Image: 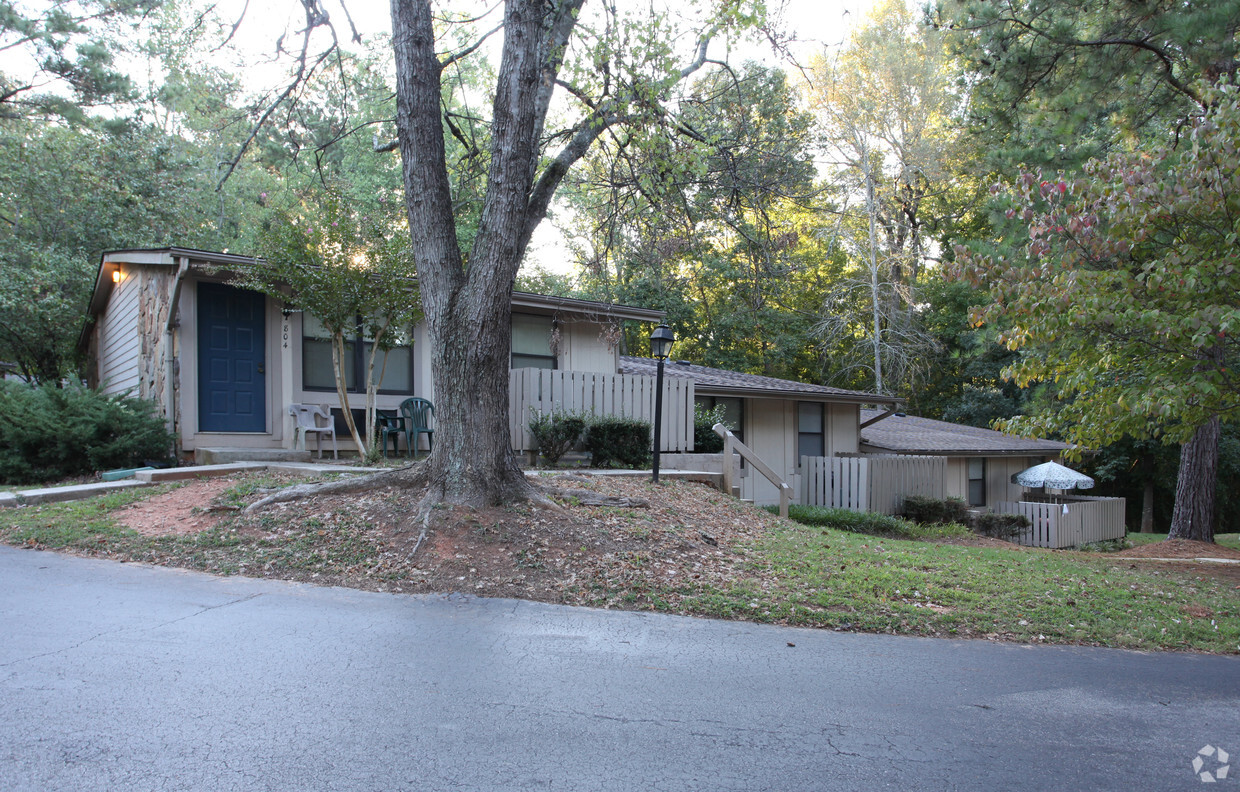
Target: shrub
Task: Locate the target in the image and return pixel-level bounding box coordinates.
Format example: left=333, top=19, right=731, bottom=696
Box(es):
left=527, top=409, right=587, bottom=465
left=693, top=402, right=728, bottom=453
left=0, top=382, right=174, bottom=484
left=901, top=495, right=970, bottom=525
left=974, top=512, right=1030, bottom=539
left=585, top=416, right=651, bottom=469
left=780, top=504, right=971, bottom=540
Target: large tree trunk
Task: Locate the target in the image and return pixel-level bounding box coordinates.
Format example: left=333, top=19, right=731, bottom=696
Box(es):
left=390, top=0, right=550, bottom=505
left=1167, top=414, right=1220, bottom=543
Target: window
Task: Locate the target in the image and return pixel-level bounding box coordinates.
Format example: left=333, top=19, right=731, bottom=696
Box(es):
left=512, top=313, right=556, bottom=369
left=302, top=314, right=414, bottom=394
left=797, top=402, right=825, bottom=460
left=967, top=458, right=986, bottom=507
left=695, top=395, right=744, bottom=443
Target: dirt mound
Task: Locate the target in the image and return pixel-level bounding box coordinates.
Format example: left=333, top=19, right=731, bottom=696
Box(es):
left=1115, top=539, right=1240, bottom=560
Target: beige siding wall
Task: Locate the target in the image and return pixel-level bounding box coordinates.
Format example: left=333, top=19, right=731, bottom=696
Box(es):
left=557, top=319, right=618, bottom=373
left=733, top=398, right=864, bottom=506
left=98, top=265, right=141, bottom=394
left=948, top=456, right=1043, bottom=509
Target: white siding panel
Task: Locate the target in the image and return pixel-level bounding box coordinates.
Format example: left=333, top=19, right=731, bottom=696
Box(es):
left=99, top=272, right=141, bottom=394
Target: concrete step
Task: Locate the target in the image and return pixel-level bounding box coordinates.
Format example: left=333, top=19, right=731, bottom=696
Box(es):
left=195, top=447, right=313, bottom=465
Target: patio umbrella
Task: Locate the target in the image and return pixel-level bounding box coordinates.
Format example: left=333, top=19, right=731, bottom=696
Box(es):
left=1010, top=461, right=1094, bottom=490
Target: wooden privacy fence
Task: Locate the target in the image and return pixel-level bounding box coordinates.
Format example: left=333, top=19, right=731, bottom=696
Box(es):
left=800, top=454, right=946, bottom=514
left=996, top=496, right=1126, bottom=549
left=509, top=368, right=694, bottom=452
left=801, top=456, right=868, bottom=511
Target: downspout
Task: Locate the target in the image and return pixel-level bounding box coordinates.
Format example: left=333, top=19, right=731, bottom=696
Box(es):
left=165, top=257, right=190, bottom=454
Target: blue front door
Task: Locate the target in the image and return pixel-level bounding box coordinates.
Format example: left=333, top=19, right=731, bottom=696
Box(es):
left=197, top=282, right=266, bottom=432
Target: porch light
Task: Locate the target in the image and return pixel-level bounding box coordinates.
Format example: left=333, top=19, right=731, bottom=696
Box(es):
left=111, top=267, right=122, bottom=284
left=649, top=323, right=675, bottom=483
left=650, top=323, right=675, bottom=360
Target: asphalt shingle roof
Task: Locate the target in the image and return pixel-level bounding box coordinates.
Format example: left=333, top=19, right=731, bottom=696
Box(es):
left=859, top=409, right=1070, bottom=456
left=618, top=357, right=896, bottom=404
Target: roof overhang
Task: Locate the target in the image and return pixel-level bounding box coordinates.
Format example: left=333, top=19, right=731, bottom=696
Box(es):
left=859, top=441, right=1066, bottom=457
left=694, top=383, right=902, bottom=407
left=510, top=291, right=664, bottom=322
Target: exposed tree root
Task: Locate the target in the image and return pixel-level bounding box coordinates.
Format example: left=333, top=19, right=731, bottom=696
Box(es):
left=243, top=463, right=428, bottom=513
left=539, top=486, right=649, bottom=508
left=241, top=463, right=645, bottom=515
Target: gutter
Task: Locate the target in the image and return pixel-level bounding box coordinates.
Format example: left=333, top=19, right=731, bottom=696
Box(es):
left=164, top=256, right=190, bottom=448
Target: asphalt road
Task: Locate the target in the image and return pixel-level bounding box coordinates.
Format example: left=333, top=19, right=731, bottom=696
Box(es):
left=1, top=545, right=1237, bottom=791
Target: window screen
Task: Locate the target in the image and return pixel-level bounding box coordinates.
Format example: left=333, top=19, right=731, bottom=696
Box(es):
left=512, top=313, right=556, bottom=369
left=967, top=457, right=986, bottom=507
left=797, top=402, right=825, bottom=459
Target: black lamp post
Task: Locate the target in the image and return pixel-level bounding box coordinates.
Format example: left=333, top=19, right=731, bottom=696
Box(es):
left=649, top=323, right=675, bottom=483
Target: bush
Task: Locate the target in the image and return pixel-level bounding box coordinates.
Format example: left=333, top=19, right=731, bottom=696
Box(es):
left=901, top=495, right=970, bottom=525
left=0, top=382, right=174, bottom=484
left=527, top=409, right=587, bottom=465
left=585, top=416, right=651, bottom=469
left=693, top=403, right=728, bottom=453
left=974, top=512, right=1030, bottom=539
left=780, top=504, right=971, bottom=540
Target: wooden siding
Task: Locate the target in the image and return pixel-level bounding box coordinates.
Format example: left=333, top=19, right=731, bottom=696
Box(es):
left=98, top=267, right=141, bottom=394
left=997, top=496, right=1126, bottom=548
left=800, top=454, right=947, bottom=515
left=510, top=368, right=693, bottom=452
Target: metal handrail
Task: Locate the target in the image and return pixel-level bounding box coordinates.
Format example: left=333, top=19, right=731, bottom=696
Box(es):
left=713, top=423, right=792, bottom=518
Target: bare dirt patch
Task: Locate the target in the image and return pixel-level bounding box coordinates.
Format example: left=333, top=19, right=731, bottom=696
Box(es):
left=123, top=472, right=781, bottom=608
left=1115, top=539, right=1240, bottom=560
left=114, top=477, right=236, bottom=536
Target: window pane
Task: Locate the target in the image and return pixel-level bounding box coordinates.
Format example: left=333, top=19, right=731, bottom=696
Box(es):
left=512, top=314, right=553, bottom=356
left=365, top=344, right=413, bottom=392
left=303, top=338, right=354, bottom=390
left=968, top=479, right=986, bottom=507
left=798, top=433, right=824, bottom=459
left=798, top=402, right=823, bottom=433
left=512, top=353, right=555, bottom=370
left=967, top=457, right=985, bottom=479
left=303, top=313, right=332, bottom=339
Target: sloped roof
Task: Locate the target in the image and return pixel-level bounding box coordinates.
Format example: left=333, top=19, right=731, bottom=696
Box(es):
left=619, top=357, right=898, bottom=406
left=859, top=409, right=1069, bottom=457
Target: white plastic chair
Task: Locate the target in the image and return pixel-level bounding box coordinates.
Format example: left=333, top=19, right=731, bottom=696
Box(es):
left=288, top=403, right=338, bottom=459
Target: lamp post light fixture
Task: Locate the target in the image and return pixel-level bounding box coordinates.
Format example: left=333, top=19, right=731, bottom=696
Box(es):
left=649, top=323, right=675, bottom=483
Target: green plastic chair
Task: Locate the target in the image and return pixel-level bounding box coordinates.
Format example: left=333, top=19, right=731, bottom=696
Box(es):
left=399, top=397, right=434, bottom=458
left=377, top=409, right=405, bottom=459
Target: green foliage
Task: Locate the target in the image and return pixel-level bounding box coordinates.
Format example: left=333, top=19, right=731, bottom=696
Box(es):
left=781, top=504, right=970, bottom=540
left=901, top=496, right=970, bottom=526
left=585, top=417, right=652, bottom=469
left=693, top=402, right=728, bottom=453
left=0, top=382, right=174, bottom=484
left=974, top=512, right=1030, bottom=539
left=527, top=409, right=587, bottom=465
left=943, top=0, right=1240, bottom=171
left=961, top=82, right=1240, bottom=448
left=245, top=181, right=420, bottom=455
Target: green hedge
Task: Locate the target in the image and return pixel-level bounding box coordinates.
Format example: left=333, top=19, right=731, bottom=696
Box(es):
left=901, top=495, right=970, bottom=525
left=780, top=504, right=971, bottom=540
left=585, top=416, right=651, bottom=469
left=693, top=403, right=727, bottom=453
left=0, top=382, right=174, bottom=484
left=527, top=409, right=587, bottom=464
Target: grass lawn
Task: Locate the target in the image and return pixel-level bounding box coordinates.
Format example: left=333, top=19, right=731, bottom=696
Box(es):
left=2, top=476, right=1237, bottom=654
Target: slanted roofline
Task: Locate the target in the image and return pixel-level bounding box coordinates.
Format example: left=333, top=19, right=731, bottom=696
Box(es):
left=859, top=408, right=1070, bottom=456
left=86, top=247, right=666, bottom=323
left=619, top=356, right=901, bottom=407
